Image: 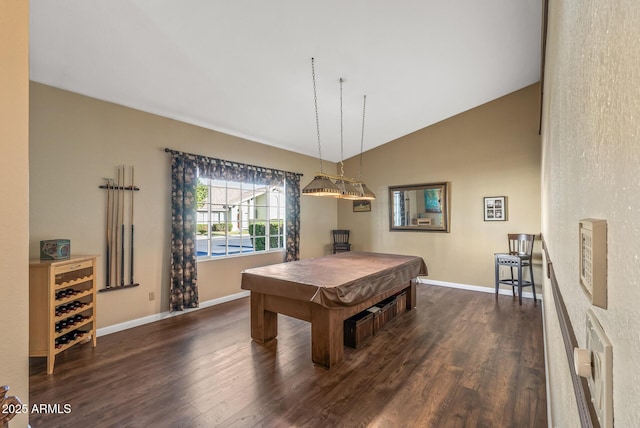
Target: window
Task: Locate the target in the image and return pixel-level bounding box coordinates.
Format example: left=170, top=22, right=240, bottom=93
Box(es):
left=196, top=176, right=285, bottom=258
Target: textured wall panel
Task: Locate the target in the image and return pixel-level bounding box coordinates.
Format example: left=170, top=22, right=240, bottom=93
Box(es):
left=542, top=0, right=640, bottom=426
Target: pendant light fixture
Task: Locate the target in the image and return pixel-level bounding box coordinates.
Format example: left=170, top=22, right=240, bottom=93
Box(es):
left=302, top=58, right=376, bottom=200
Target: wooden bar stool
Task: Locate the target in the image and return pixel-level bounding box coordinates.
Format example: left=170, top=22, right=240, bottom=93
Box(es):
left=494, top=234, right=536, bottom=304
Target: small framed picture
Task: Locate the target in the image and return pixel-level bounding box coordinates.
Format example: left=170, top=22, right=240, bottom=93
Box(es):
left=353, top=200, right=371, bottom=212
left=484, top=196, right=507, bottom=221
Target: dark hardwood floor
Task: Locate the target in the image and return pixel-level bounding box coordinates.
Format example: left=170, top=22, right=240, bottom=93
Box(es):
left=29, top=285, right=547, bottom=427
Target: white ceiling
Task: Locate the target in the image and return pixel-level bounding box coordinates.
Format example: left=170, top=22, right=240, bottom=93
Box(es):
left=29, top=1, right=542, bottom=163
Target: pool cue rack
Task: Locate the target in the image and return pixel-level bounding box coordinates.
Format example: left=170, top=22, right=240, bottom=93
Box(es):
left=99, top=165, right=140, bottom=293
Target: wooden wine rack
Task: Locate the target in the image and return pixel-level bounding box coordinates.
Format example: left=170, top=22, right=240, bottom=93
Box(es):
left=29, top=255, right=97, bottom=374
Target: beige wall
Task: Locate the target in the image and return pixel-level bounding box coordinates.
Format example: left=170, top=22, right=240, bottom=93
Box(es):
left=29, top=83, right=337, bottom=329
left=542, top=0, right=640, bottom=426
left=339, top=84, right=542, bottom=290
left=0, top=1, right=30, bottom=427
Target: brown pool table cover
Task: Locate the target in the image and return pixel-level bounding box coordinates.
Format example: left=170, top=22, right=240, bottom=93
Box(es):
left=241, top=251, right=427, bottom=308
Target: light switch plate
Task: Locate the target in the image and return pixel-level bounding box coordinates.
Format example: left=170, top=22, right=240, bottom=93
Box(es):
left=586, top=309, right=613, bottom=427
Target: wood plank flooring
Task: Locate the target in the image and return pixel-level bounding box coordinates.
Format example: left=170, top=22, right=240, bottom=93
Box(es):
left=29, top=285, right=546, bottom=427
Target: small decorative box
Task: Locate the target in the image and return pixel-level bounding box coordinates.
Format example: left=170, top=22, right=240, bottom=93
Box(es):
left=40, top=239, right=71, bottom=260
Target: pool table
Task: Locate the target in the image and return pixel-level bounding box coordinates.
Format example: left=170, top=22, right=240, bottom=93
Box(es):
left=241, top=251, right=427, bottom=368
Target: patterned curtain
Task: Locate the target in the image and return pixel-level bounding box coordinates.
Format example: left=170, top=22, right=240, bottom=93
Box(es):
left=401, top=192, right=408, bottom=226
left=169, top=153, right=199, bottom=311
left=285, top=172, right=301, bottom=261
left=166, top=148, right=302, bottom=310
left=394, top=190, right=406, bottom=226
left=198, top=157, right=285, bottom=187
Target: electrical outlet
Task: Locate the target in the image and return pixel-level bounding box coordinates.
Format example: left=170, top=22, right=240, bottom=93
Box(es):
left=148, top=292, right=155, bottom=301
left=584, top=309, right=613, bottom=428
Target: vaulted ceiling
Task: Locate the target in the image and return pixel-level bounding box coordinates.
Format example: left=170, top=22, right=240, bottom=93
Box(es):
left=30, top=1, right=542, bottom=162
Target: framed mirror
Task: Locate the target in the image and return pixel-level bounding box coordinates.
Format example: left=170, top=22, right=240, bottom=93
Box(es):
left=389, top=182, right=450, bottom=232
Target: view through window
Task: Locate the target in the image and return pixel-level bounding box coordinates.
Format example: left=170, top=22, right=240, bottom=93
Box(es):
left=196, top=176, right=285, bottom=258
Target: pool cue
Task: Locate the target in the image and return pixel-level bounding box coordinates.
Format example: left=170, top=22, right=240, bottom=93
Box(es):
left=104, top=178, right=112, bottom=287
left=110, top=177, right=117, bottom=288
left=120, top=165, right=125, bottom=286
left=114, top=166, right=121, bottom=287
left=129, top=166, right=135, bottom=285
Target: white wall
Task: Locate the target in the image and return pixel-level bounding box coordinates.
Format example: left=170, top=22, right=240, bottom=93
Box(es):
left=542, top=0, right=640, bottom=426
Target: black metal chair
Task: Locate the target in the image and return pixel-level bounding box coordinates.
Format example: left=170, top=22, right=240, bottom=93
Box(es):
left=332, top=230, right=351, bottom=254
left=494, top=234, right=536, bottom=304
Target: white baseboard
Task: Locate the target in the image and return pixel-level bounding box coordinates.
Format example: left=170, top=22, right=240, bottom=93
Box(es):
left=96, top=290, right=250, bottom=337
left=417, top=277, right=541, bottom=301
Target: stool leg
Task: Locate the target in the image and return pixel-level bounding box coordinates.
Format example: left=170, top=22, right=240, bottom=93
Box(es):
left=518, top=262, right=523, bottom=305
left=494, top=257, right=500, bottom=298
left=530, top=262, right=536, bottom=303
left=510, top=266, right=516, bottom=296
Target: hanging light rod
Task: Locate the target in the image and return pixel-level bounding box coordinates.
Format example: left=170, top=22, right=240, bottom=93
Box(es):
left=356, top=94, right=376, bottom=200
left=302, top=57, right=376, bottom=200
left=302, top=57, right=341, bottom=197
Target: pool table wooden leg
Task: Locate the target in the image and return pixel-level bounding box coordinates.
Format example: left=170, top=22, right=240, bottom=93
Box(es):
left=406, top=280, right=417, bottom=310
left=311, top=306, right=344, bottom=368
left=250, top=291, right=278, bottom=343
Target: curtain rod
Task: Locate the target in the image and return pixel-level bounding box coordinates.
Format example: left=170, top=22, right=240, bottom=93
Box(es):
left=164, top=148, right=303, bottom=177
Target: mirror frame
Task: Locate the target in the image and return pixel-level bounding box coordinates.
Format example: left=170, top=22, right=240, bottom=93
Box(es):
left=388, top=182, right=450, bottom=232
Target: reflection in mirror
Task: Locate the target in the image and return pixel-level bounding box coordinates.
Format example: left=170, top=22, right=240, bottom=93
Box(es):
left=389, top=182, right=450, bottom=232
